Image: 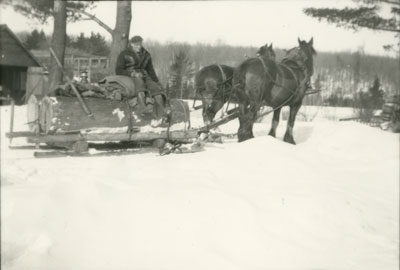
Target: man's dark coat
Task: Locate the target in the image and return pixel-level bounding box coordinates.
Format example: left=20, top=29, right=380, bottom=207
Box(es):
left=115, top=47, right=159, bottom=83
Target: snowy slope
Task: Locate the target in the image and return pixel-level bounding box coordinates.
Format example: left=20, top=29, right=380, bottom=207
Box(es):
left=1, top=104, right=399, bottom=270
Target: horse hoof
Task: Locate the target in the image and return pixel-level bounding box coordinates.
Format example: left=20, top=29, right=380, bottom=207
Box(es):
left=284, top=138, right=296, bottom=145
left=283, top=134, right=296, bottom=145
left=238, top=134, right=254, bottom=142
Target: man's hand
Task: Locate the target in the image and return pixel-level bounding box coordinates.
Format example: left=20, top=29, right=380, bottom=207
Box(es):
left=130, top=71, right=143, bottom=78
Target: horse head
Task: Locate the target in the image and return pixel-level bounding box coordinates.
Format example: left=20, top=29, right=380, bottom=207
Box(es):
left=284, top=38, right=316, bottom=76
left=256, top=43, right=276, bottom=61
left=297, top=37, right=316, bottom=75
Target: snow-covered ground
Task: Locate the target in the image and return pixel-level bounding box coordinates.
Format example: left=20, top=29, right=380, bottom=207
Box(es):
left=1, top=104, right=399, bottom=270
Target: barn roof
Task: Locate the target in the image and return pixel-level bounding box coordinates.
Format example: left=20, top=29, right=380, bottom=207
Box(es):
left=0, top=24, right=41, bottom=67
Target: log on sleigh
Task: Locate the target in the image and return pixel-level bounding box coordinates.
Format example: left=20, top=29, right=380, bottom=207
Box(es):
left=26, top=95, right=194, bottom=143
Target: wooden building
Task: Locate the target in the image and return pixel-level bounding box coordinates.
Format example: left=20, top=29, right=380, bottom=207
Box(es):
left=0, top=24, right=41, bottom=105
left=31, top=48, right=109, bottom=82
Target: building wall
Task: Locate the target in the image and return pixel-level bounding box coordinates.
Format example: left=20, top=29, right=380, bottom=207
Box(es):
left=0, top=65, right=28, bottom=105
left=26, top=66, right=48, bottom=99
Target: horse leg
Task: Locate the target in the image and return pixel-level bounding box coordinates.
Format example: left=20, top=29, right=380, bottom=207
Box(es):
left=283, top=103, right=301, bottom=144
left=238, top=103, right=255, bottom=142
left=248, top=104, right=260, bottom=138
left=268, top=107, right=282, bottom=137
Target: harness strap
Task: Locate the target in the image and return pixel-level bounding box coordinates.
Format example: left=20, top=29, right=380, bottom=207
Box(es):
left=217, top=64, right=227, bottom=83
left=258, top=57, right=268, bottom=75
left=258, top=56, right=276, bottom=83
left=280, top=62, right=299, bottom=86
left=257, top=57, right=301, bottom=108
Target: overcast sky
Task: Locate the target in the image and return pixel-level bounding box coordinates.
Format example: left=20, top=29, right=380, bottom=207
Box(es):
left=0, top=0, right=397, bottom=57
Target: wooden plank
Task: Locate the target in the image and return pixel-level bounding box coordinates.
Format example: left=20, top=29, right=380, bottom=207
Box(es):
left=33, top=147, right=159, bottom=158
left=198, top=108, right=239, bottom=132
left=25, top=129, right=198, bottom=143
left=6, top=131, right=41, bottom=138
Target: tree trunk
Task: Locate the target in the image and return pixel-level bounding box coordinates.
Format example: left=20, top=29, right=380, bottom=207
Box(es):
left=32, top=96, right=190, bottom=134
left=109, top=1, right=132, bottom=75
left=49, top=0, right=67, bottom=92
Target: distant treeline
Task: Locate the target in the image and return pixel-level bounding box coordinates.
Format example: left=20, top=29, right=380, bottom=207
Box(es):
left=16, top=30, right=400, bottom=101
left=143, top=40, right=399, bottom=98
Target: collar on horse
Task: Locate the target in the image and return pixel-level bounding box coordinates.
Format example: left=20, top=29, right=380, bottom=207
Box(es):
left=217, top=64, right=227, bottom=83
left=213, top=64, right=232, bottom=101
left=258, top=56, right=300, bottom=92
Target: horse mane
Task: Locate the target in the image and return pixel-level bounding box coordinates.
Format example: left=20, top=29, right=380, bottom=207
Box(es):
left=281, top=47, right=299, bottom=63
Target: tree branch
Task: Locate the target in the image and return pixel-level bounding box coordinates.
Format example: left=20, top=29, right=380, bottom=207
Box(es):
left=66, top=7, right=113, bottom=34
left=304, top=7, right=400, bottom=33
left=378, top=0, right=400, bottom=6
left=368, top=26, right=400, bottom=32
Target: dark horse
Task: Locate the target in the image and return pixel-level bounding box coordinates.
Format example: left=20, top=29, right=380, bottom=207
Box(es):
left=194, top=64, right=234, bottom=125
left=233, top=38, right=316, bottom=144
left=195, top=43, right=275, bottom=125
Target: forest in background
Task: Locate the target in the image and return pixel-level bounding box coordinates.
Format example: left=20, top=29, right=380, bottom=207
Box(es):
left=144, top=40, right=399, bottom=101
left=17, top=30, right=400, bottom=105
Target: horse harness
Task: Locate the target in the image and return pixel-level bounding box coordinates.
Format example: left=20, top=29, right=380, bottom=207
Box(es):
left=215, top=64, right=233, bottom=102
left=217, top=64, right=227, bottom=83
left=256, top=56, right=304, bottom=110
left=195, top=65, right=233, bottom=101
left=257, top=56, right=300, bottom=87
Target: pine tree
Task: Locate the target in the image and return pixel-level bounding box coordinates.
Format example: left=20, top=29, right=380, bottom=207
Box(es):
left=38, top=30, right=48, bottom=49
left=69, top=32, right=110, bottom=56
left=74, top=33, right=88, bottom=51
left=167, top=50, right=196, bottom=98
left=24, top=29, right=41, bottom=50
left=88, top=32, right=109, bottom=56
left=369, top=76, right=385, bottom=109
left=304, top=0, right=400, bottom=53
left=24, top=29, right=48, bottom=50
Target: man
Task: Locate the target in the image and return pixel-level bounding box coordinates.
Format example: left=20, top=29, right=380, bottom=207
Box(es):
left=115, top=35, right=168, bottom=117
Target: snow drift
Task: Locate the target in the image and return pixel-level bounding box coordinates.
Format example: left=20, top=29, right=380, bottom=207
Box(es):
left=1, top=104, right=399, bottom=270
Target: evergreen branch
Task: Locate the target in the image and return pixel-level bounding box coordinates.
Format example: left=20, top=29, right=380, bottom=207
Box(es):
left=304, top=6, right=400, bottom=33
left=392, top=7, right=400, bottom=15
left=378, top=0, right=400, bottom=6
left=356, top=0, right=400, bottom=6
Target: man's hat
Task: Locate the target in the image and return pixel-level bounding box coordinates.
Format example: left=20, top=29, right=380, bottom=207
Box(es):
left=130, top=35, right=143, bottom=43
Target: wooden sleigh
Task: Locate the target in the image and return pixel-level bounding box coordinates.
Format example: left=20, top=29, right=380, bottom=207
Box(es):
left=7, top=94, right=201, bottom=157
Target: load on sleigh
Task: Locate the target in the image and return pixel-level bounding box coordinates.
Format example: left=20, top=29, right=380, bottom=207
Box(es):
left=25, top=74, right=196, bottom=152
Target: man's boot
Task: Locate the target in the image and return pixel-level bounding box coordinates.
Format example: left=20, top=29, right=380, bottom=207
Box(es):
left=154, top=94, right=171, bottom=120
left=136, top=91, right=153, bottom=114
